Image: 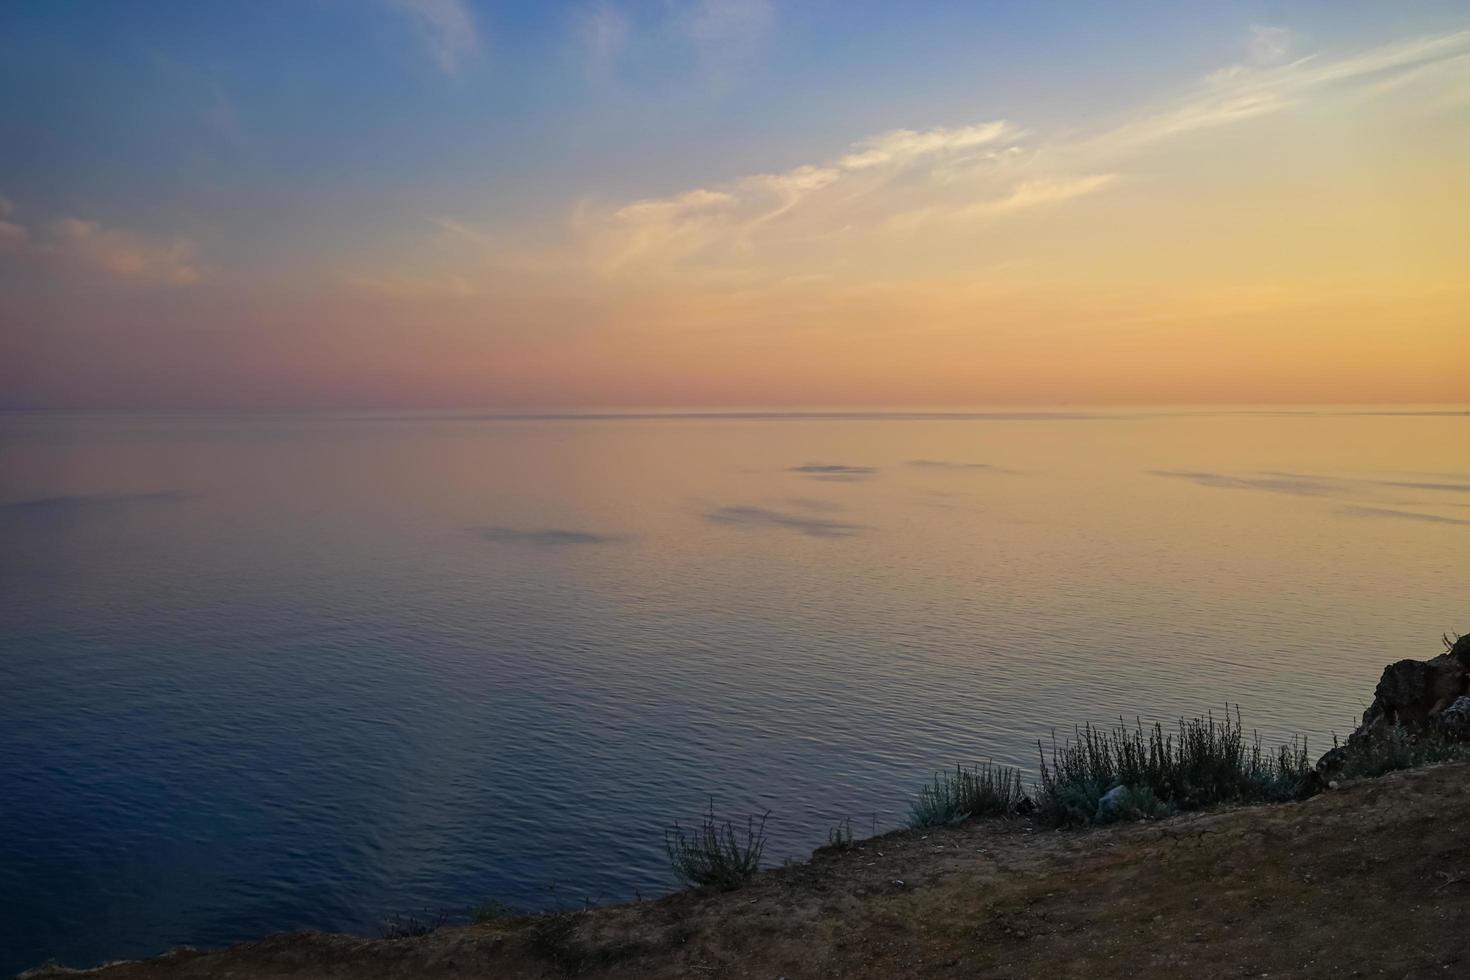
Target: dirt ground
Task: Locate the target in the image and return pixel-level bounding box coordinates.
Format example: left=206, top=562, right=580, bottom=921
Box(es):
left=25, top=761, right=1470, bottom=980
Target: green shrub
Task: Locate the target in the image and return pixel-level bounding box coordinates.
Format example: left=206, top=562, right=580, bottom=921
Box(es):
left=909, top=762, right=1027, bottom=828
left=664, top=802, right=769, bottom=889
left=1033, top=709, right=1313, bottom=826
left=1332, top=725, right=1470, bottom=780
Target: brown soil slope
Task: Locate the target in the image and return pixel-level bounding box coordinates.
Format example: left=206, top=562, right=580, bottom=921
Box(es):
left=29, top=762, right=1470, bottom=980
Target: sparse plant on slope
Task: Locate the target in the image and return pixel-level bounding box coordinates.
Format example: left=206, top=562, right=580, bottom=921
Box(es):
left=825, top=817, right=857, bottom=850
left=664, top=802, right=769, bottom=890
left=376, top=910, right=449, bottom=939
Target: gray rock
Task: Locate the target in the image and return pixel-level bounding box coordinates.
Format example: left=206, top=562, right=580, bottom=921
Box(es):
left=1094, top=785, right=1131, bottom=823
left=1436, top=696, right=1470, bottom=741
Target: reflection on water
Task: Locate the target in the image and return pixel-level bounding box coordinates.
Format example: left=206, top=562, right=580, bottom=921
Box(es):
left=0, top=408, right=1465, bottom=973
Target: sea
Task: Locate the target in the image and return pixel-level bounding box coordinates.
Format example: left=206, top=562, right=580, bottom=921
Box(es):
left=1, top=407, right=1465, bottom=973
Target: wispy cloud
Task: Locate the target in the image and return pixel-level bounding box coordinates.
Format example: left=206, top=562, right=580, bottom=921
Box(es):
left=1103, top=26, right=1470, bottom=155
left=361, top=18, right=1470, bottom=405
left=568, top=26, right=1470, bottom=282
left=676, top=0, right=774, bottom=87
left=0, top=195, right=26, bottom=253
left=1338, top=505, right=1470, bottom=526
left=49, top=218, right=202, bottom=285
left=789, top=463, right=878, bottom=482
left=0, top=195, right=203, bottom=286
left=390, top=0, right=482, bottom=76
left=1149, top=470, right=1344, bottom=497
left=0, top=491, right=192, bottom=514
left=576, top=0, right=630, bottom=80
left=704, top=504, right=865, bottom=537
left=581, top=120, right=1039, bottom=274
left=908, top=459, right=997, bottom=471
left=476, top=526, right=623, bottom=546
left=1376, top=480, right=1470, bottom=495
left=1247, top=24, right=1294, bottom=66
left=837, top=122, right=1016, bottom=170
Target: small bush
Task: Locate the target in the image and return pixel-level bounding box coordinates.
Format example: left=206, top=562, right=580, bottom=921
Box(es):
left=1033, top=708, right=1314, bottom=826
left=664, top=802, right=769, bottom=890
left=909, top=762, right=1027, bottom=828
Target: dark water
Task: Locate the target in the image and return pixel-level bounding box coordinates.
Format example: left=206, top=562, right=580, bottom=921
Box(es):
left=1, top=408, right=1466, bottom=974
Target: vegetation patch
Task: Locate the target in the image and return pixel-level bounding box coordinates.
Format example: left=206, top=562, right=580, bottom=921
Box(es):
left=909, top=762, right=1028, bottom=828
left=1033, top=710, right=1314, bottom=826
left=1329, top=725, right=1470, bottom=781
left=375, top=910, right=450, bottom=939
left=664, top=802, right=770, bottom=890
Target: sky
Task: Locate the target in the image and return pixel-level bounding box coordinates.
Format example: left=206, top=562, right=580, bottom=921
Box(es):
left=1, top=0, right=1467, bottom=410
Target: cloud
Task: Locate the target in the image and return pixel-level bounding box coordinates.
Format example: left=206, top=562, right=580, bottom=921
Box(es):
left=837, top=122, right=1016, bottom=171
left=677, top=0, right=774, bottom=85
left=704, top=504, right=865, bottom=537
left=577, top=1, right=630, bottom=79
left=989, top=175, right=1118, bottom=212
left=907, top=459, right=997, bottom=471
left=0, top=195, right=203, bottom=285
left=49, top=218, right=202, bottom=285
left=789, top=463, right=878, bottom=482
left=573, top=28, right=1470, bottom=280
left=0, top=220, right=26, bottom=253
left=1076, top=28, right=1470, bottom=162
left=0, top=491, right=192, bottom=514
left=390, top=0, right=482, bottom=75
left=1376, top=480, right=1470, bottom=495
left=680, top=0, right=773, bottom=42
left=368, top=21, right=1470, bottom=331
left=1338, top=506, right=1470, bottom=526
left=1148, top=470, right=1343, bottom=496
left=0, top=195, right=25, bottom=253
left=583, top=120, right=1030, bottom=273
left=783, top=497, right=843, bottom=513
left=899, top=174, right=1118, bottom=229
left=477, top=526, right=622, bottom=545
left=1248, top=25, right=1294, bottom=66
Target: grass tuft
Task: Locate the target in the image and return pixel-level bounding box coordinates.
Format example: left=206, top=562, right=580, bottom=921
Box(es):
left=825, top=817, right=857, bottom=850
left=664, top=802, right=770, bottom=890
left=908, top=762, right=1027, bottom=828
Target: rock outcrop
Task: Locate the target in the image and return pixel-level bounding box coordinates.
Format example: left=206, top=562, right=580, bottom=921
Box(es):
left=1316, top=632, right=1470, bottom=779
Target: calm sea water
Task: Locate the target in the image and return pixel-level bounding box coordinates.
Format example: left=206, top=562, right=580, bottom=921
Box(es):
left=1, top=408, right=1466, bottom=973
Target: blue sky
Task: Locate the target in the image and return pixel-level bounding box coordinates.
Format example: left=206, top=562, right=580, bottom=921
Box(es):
left=4, top=1, right=1460, bottom=256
